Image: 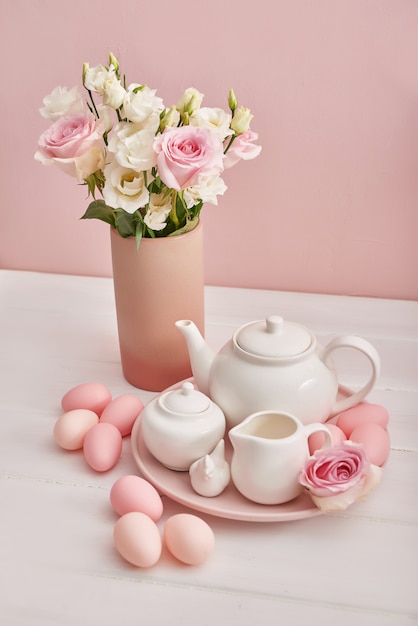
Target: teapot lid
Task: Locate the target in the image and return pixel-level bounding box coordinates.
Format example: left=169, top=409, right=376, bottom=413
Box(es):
left=162, top=381, right=210, bottom=414
left=236, top=315, right=312, bottom=357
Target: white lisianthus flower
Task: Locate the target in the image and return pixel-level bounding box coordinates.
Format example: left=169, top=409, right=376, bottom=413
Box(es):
left=190, top=107, right=233, bottom=140
left=144, top=192, right=172, bottom=231
left=108, top=122, right=158, bottom=171
left=183, top=174, right=227, bottom=207
left=74, top=147, right=105, bottom=182
left=122, top=84, right=164, bottom=130
left=96, top=104, right=115, bottom=133
left=176, top=87, right=204, bottom=115
left=39, top=86, right=84, bottom=120
left=84, top=64, right=125, bottom=109
left=102, top=161, right=149, bottom=213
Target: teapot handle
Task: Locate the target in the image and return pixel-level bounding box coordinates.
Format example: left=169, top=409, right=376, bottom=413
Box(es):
left=323, top=335, right=380, bottom=416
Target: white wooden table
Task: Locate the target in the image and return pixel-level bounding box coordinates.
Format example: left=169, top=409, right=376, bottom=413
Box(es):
left=0, top=270, right=416, bottom=625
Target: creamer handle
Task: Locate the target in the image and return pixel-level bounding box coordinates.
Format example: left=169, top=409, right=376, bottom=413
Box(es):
left=323, top=335, right=380, bottom=416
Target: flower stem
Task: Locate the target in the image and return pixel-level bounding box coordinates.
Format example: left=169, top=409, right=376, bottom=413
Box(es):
left=87, top=90, right=100, bottom=120
left=224, top=134, right=236, bottom=155
left=170, top=192, right=179, bottom=228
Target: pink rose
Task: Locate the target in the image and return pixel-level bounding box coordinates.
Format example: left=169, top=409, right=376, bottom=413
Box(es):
left=223, top=129, right=262, bottom=169
left=299, top=442, right=382, bottom=512
left=153, top=126, right=224, bottom=191
left=35, top=114, right=105, bottom=182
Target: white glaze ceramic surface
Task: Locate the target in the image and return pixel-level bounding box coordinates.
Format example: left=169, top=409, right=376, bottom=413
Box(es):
left=141, top=381, right=226, bottom=470
left=131, top=412, right=322, bottom=522
left=132, top=381, right=351, bottom=521
left=229, top=411, right=332, bottom=505
left=176, top=316, right=380, bottom=428
left=2, top=271, right=416, bottom=626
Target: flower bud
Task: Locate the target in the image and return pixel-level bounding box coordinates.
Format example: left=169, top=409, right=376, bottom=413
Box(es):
left=230, top=106, right=253, bottom=135
left=184, top=93, right=200, bottom=115
left=228, top=88, right=238, bottom=113
left=176, top=87, right=204, bottom=115
left=82, top=62, right=89, bottom=86
left=108, top=52, right=120, bottom=74
left=160, top=105, right=180, bottom=131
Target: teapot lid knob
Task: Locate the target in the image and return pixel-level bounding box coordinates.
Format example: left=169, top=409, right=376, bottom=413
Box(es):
left=266, top=315, right=284, bottom=334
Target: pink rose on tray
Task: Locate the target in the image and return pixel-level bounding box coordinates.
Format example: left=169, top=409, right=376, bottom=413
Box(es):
left=35, top=113, right=105, bottom=182
left=153, top=125, right=224, bottom=191
left=299, top=441, right=382, bottom=512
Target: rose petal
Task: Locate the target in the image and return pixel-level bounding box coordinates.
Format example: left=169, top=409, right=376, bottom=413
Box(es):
left=310, top=478, right=366, bottom=511
left=359, top=464, right=383, bottom=499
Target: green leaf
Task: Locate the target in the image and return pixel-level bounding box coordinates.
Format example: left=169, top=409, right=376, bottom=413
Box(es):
left=114, top=209, right=137, bottom=238
left=135, top=222, right=143, bottom=251
left=80, top=200, right=116, bottom=227
left=168, top=215, right=200, bottom=236
left=149, top=176, right=164, bottom=194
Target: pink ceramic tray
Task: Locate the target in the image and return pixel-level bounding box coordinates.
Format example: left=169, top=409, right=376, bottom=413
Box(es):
left=131, top=380, right=353, bottom=522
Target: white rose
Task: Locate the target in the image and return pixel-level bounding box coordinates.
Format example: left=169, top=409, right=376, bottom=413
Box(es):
left=102, top=161, right=149, bottom=213
left=190, top=107, right=233, bottom=140
left=144, top=192, right=172, bottom=231
left=183, top=174, right=227, bottom=207
left=108, top=122, right=157, bottom=171
left=39, top=86, right=84, bottom=121
left=84, top=64, right=125, bottom=109
left=122, top=84, right=164, bottom=130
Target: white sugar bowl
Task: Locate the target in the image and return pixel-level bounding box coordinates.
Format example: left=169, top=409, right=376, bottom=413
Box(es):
left=141, top=381, right=226, bottom=471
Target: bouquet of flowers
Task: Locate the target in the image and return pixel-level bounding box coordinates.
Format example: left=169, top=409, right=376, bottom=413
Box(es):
left=35, top=52, right=261, bottom=245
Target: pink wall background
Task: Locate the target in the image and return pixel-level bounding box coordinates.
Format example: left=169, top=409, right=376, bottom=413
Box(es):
left=1, top=0, right=417, bottom=300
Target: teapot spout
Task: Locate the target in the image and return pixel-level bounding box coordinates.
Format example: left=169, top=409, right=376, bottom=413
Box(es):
left=175, top=320, right=215, bottom=396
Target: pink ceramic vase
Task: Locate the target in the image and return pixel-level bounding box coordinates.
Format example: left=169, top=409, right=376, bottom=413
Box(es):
left=110, top=222, right=205, bottom=391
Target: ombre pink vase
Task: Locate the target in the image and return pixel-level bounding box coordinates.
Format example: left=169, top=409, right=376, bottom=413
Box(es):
left=110, top=222, right=205, bottom=391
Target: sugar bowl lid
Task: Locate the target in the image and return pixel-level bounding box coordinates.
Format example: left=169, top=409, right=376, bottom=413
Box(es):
left=236, top=315, right=312, bottom=358
left=161, top=381, right=210, bottom=414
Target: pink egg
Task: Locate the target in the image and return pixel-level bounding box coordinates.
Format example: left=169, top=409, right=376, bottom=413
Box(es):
left=61, top=382, right=112, bottom=417
left=110, top=475, right=163, bottom=521
left=53, top=409, right=99, bottom=450
left=100, top=395, right=144, bottom=436
left=164, top=514, right=215, bottom=565
left=336, top=403, right=389, bottom=438
left=83, top=422, right=122, bottom=472
left=349, top=422, right=390, bottom=466
left=114, top=512, right=162, bottom=568
left=308, top=424, right=347, bottom=454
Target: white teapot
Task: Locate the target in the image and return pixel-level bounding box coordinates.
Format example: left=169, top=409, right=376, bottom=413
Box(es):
left=176, top=315, right=380, bottom=429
